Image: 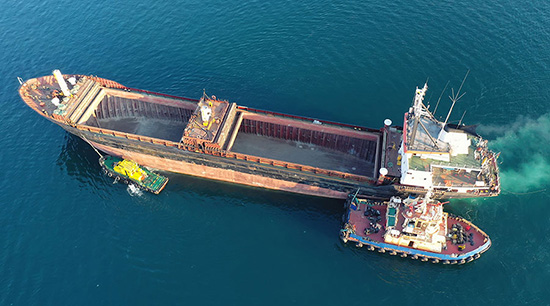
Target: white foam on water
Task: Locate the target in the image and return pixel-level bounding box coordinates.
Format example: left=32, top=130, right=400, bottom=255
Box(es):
left=127, top=183, right=143, bottom=197
left=479, top=114, right=550, bottom=193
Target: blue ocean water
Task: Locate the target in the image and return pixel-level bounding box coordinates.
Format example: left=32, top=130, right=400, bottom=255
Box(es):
left=1, top=0, right=549, bottom=304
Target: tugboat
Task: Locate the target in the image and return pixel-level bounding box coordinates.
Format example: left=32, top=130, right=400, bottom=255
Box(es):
left=340, top=191, right=491, bottom=264
left=100, top=155, right=169, bottom=194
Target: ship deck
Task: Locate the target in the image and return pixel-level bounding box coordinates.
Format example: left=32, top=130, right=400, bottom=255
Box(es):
left=382, top=128, right=403, bottom=177
left=345, top=199, right=489, bottom=256
left=408, top=142, right=483, bottom=171
left=19, top=75, right=67, bottom=115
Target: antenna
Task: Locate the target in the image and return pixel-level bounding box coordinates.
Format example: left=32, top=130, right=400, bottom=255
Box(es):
left=426, top=93, right=433, bottom=108
left=443, top=70, right=470, bottom=127
left=458, top=110, right=467, bottom=126
left=433, top=80, right=449, bottom=116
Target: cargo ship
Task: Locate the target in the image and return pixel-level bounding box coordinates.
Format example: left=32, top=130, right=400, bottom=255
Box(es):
left=18, top=70, right=500, bottom=199
left=340, top=192, right=491, bottom=264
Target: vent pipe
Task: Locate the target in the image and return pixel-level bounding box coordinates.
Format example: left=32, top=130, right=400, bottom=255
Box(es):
left=53, top=69, right=71, bottom=97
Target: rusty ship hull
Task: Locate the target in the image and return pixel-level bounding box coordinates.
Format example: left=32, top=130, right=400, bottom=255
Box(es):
left=18, top=72, right=500, bottom=199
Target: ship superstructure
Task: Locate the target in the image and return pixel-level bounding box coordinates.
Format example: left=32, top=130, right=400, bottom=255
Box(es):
left=398, top=83, right=500, bottom=197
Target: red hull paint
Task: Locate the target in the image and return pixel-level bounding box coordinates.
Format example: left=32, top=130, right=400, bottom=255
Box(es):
left=91, top=141, right=348, bottom=199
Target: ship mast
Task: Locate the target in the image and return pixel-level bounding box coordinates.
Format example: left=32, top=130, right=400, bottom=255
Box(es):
left=408, top=83, right=440, bottom=148
left=408, top=83, right=428, bottom=147
left=442, top=70, right=469, bottom=128
left=433, top=80, right=450, bottom=117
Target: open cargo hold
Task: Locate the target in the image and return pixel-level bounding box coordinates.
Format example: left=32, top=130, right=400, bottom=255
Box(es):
left=85, top=87, right=381, bottom=181
left=85, top=91, right=197, bottom=142
left=232, top=113, right=379, bottom=177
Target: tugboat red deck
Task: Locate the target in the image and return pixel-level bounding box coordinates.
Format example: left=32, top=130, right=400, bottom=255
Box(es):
left=341, top=194, right=491, bottom=264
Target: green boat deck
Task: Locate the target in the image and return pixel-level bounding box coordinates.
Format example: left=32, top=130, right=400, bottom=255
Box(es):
left=100, top=155, right=169, bottom=194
